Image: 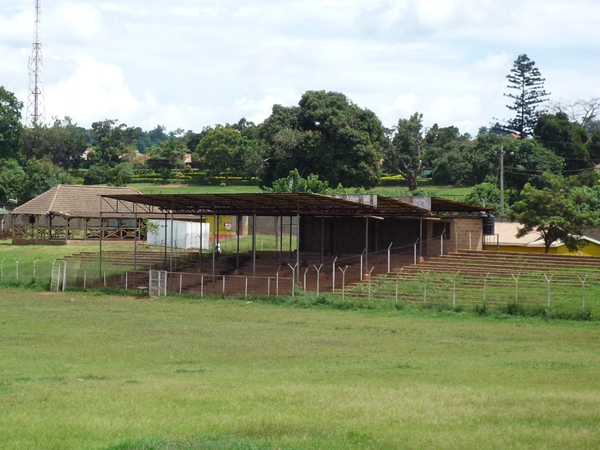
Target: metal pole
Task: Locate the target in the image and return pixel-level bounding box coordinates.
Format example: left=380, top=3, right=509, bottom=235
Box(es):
left=500, top=141, right=505, bottom=216
left=252, top=214, right=257, bottom=279
left=387, top=242, right=393, bottom=273
left=170, top=210, right=174, bottom=273
left=99, top=211, right=103, bottom=280
left=332, top=256, right=338, bottom=293
left=133, top=204, right=138, bottom=271
left=296, top=213, right=300, bottom=282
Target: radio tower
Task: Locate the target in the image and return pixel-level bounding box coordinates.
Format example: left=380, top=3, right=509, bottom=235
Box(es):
left=27, top=0, right=45, bottom=124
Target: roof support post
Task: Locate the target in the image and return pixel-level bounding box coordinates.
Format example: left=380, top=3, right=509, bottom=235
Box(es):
left=365, top=217, right=369, bottom=274
left=296, top=213, right=300, bottom=282
left=212, top=215, right=216, bottom=283
left=99, top=211, right=103, bottom=280
left=252, top=213, right=257, bottom=279
left=133, top=203, right=137, bottom=271
left=236, top=215, right=240, bottom=271
left=164, top=212, right=168, bottom=268
left=419, top=218, right=423, bottom=261
left=320, top=216, right=324, bottom=264
left=170, top=209, right=174, bottom=273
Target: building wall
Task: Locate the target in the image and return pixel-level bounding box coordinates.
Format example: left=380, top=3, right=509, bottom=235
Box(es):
left=425, top=218, right=483, bottom=257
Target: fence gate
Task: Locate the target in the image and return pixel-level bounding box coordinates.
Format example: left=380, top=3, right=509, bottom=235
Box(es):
left=50, top=262, right=62, bottom=292
left=149, top=270, right=167, bottom=297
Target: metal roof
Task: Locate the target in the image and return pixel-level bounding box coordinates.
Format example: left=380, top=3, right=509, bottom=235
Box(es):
left=102, top=192, right=485, bottom=217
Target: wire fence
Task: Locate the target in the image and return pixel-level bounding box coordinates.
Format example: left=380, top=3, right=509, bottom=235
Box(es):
left=2, top=233, right=599, bottom=316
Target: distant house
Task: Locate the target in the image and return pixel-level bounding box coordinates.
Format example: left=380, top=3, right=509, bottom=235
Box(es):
left=487, top=222, right=600, bottom=256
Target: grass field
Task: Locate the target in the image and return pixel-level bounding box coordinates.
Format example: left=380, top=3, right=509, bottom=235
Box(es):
left=129, top=183, right=471, bottom=200
left=1, top=290, right=599, bottom=449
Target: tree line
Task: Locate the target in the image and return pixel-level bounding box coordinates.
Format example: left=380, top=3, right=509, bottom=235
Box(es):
left=2, top=54, right=600, bottom=251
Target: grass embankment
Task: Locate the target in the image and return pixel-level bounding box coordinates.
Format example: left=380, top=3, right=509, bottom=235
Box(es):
left=1, top=290, right=599, bottom=449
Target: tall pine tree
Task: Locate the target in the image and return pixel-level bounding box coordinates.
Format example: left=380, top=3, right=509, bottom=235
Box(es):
left=505, top=54, right=549, bottom=139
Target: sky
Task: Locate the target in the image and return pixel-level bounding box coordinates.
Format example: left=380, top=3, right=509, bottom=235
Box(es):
left=1, top=0, right=600, bottom=136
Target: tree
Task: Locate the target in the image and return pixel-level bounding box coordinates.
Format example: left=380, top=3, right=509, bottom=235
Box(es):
left=548, top=98, right=600, bottom=131
left=259, top=91, right=384, bottom=189
left=88, top=119, right=141, bottom=167
left=195, top=125, right=243, bottom=184
left=22, top=117, right=88, bottom=169
left=534, top=112, right=590, bottom=173
left=383, top=112, right=425, bottom=191
left=509, top=174, right=600, bottom=253
left=0, top=86, right=24, bottom=161
left=265, top=168, right=333, bottom=194
left=502, top=138, right=564, bottom=190
left=147, top=130, right=187, bottom=172
left=505, top=54, right=549, bottom=139
left=0, top=159, right=27, bottom=206
left=22, top=158, right=73, bottom=202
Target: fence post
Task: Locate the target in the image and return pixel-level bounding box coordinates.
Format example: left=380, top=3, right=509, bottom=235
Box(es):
left=125, top=272, right=128, bottom=290
left=366, top=266, right=374, bottom=303
left=481, top=273, right=490, bottom=307
left=332, top=257, right=338, bottom=293
left=222, top=276, right=226, bottom=295
left=62, top=261, right=67, bottom=292
left=0, top=258, right=4, bottom=280
left=452, top=271, right=460, bottom=308
left=440, top=234, right=444, bottom=256
left=84, top=270, right=87, bottom=290
left=511, top=274, right=520, bottom=304
left=314, top=264, right=323, bottom=296
left=33, top=259, right=39, bottom=278
left=245, top=277, right=248, bottom=298
left=413, top=239, right=419, bottom=265
left=303, top=268, right=309, bottom=293
left=543, top=274, right=553, bottom=308
left=267, top=277, right=271, bottom=297
left=421, top=270, right=430, bottom=303
left=179, top=274, right=183, bottom=295
left=395, top=268, right=403, bottom=305
left=288, top=263, right=297, bottom=298
left=578, top=275, right=588, bottom=311
left=276, top=266, right=281, bottom=297
left=14, top=259, right=19, bottom=280
left=338, top=265, right=348, bottom=301
left=387, top=242, right=393, bottom=273
left=469, top=232, right=472, bottom=251
left=360, top=249, right=366, bottom=281
left=201, top=275, right=204, bottom=297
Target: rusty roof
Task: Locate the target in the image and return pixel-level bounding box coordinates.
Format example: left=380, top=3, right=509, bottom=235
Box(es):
left=102, top=192, right=486, bottom=217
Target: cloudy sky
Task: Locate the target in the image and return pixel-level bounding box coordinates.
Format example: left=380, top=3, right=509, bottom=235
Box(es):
left=1, top=0, right=599, bottom=135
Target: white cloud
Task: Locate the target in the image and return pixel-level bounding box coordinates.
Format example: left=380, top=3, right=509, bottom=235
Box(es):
left=45, top=56, right=139, bottom=123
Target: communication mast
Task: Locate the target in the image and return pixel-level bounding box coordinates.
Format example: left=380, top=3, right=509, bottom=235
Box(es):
left=27, top=0, right=45, bottom=124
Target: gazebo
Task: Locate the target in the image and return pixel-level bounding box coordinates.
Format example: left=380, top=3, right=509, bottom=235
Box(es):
left=11, top=185, right=145, bottom=244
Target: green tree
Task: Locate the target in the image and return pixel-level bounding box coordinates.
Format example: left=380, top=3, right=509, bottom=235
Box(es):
left=265, top=168, right=333, bottom=194
left=147, top=130, right=187, bottom=172
left=89, top=119, right=141, bottom=167
left=22, top=158, right=73, bottom=202
left=534, top=112, right=590, bottom=174
left=384, top=112, right=425, bottom=191
left=509, top=174, right=600, bottom=253
left=0, top=86, right=24, bottom=161
left=23, top=117, right=88, bottom=169
left=259, top=91, right=384, bottom=189
left=196, top=125, right=244, bottom=184
left=502, top=138, right=564, bottom=191
left=505, top=54, right=549, bottom=139
left=0, top=159, right=27, bottom=206
left=461, top=182, right=503, bottom=211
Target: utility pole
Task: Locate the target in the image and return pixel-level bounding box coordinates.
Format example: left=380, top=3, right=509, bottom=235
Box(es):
left=27, top=0, right=45, bottom=125
left=499, top=140, right=505, bottom=216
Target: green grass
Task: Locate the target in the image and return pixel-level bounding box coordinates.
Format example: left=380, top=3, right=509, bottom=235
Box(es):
left=1, top=290, right=599, bottom=449
left=131, top=184, right=263, bottom=195
left=372, top=185, right=473, bottom=200
left=129, top=183, right=473, bottom=200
